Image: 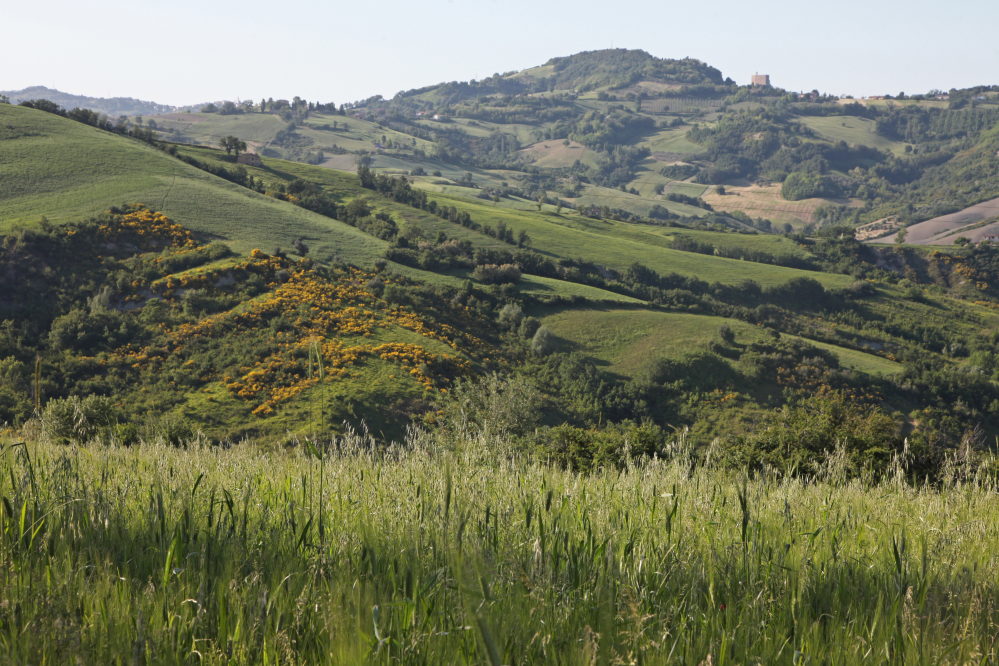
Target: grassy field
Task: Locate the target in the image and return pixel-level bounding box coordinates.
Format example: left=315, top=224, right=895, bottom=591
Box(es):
left=0, top=105, right=391, bottom=266
left=800, top=116, right=910, bottom=155
left=542, top=308, right=763, bottom=377
left=573, top=184, right=709, bottom=218
left=151, top=111, right=437, bottom=159
left=541, top=307, right=896, bottom=378
left=635, top=126, right=706, bottom=153
left=3, top=432, right=998, bottom=664
left=419, top=194, right=854, bottom=288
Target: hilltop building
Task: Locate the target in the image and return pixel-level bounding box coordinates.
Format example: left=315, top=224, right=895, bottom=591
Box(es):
left=751, top=73, right=771, bottom=87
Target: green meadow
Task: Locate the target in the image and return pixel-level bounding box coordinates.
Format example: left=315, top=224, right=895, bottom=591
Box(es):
left=800, top=116, right=911, bottom=155
left=3, top=432, right=999, bottom=664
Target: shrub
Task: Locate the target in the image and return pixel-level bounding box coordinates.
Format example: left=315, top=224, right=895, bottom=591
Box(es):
left=41, top=395, right=117, bottom=444
left=497, top=303, right=524, bottom=331
left=473, top=263, right=521, bottom=285
left=156, top=417, right=195, bottom=448
left=718, top=324, right=736, bottom=344
left=518, top=316, right=542, bottom=339
left=531, top=326, right=557, bottom=356
left=108, top=422, right=140, bottom=447
left=431, top=373, right=542, bottom=452
left=533, top=422, right=666, bottom=472
left=720, top=389, right=901, bottom=477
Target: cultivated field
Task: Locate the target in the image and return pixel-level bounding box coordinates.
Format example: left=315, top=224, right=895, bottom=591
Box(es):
left=701, top=183, right=861, bottom=227
left=875, top=196, right=999, bottom=245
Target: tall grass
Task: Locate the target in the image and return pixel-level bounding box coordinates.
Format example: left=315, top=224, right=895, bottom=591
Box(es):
left=1, top=429, right=999, bottom=664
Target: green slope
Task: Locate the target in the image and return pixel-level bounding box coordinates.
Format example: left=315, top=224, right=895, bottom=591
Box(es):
left=0, top=104, right=387, bottom=265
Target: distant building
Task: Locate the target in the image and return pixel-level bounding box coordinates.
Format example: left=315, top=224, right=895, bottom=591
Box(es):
left=237, top=153, right=263, bottom=167
left=983, top=235, right=999, bottom=244
left=751, top=73, right=770, bottom=87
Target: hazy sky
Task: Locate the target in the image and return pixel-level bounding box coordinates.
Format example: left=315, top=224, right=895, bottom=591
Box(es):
left=4, top=0, right=998, bottom=106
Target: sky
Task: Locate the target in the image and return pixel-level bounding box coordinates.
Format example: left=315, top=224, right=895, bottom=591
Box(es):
left=4, top=0, right=998, bottom=106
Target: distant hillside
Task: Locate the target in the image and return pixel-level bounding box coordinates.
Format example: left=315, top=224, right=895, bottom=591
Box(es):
left=0, top=86, right=176, bottom=116
left=395, top=48, right=728, bottom=104
left=537, top=49, right=726, bottom=91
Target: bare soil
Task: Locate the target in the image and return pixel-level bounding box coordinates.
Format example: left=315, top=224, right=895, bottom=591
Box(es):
left=873, top=196, right=999, bottom=245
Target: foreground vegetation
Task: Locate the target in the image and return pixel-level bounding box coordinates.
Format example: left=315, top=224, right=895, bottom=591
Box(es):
left=2, top=425, right=998, bottom=665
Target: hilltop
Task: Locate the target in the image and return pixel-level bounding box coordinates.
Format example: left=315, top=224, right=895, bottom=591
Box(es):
left=1, top=85, right=177, bottom=116
left=127, top=49, right=998, bottom=237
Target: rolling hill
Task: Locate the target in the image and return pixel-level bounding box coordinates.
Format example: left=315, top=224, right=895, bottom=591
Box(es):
left=1, top=85, right=177, bottom=116
left=3, top=51, right=999, bottom=450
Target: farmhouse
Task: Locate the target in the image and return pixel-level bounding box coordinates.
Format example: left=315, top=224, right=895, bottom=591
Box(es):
left=982, top=235, right=999, bottom=244
left=751, top=73, right=770, bottom=87
left=237, top=152, right=263, bottom=167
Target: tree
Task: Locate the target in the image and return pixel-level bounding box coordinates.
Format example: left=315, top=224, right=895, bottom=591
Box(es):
left=517, top=229, right=531, bottom=247
left=715, top=184, right=726, bottom=195
left=895, top=226, right=908, bottom=246
left=219, top=135, right=247, bottom=159
left=531, top=326, right=557, bottom=356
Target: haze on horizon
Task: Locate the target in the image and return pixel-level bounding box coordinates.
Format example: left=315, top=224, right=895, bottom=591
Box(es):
left=4, top=0, right=998, bottom=107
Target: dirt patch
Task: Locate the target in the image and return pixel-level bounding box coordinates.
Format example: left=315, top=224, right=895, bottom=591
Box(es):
left=874, top=196, right=999, bottom=245
left=518, top=141, right=588, bottom=168
left=700, top=183, right=861, bottom=226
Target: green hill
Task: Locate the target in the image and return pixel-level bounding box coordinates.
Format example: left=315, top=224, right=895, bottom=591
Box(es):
left=1, top=85, right=176, bottom=116
left=0, top=104, right=387, bottom=264
left=4, top=75, right=999, bottom=452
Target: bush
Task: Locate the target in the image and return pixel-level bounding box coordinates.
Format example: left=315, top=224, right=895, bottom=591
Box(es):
left=533, top=422, right=666, bottom=472
left=473, top=264, right=522, bottom=285
left=108, top=422, right=140, bottom=447
left=365, top=277, right=385, bottom=297
left=518, top=316, right=542, bottom=339
left=718, top=324, right=736, bottom=344
left=41, top=395, right=118, bottom=444
left=497, top=303, right=524, bottom=331
left=720, top=389, right=901, bottom=477
left=531, top=326, right=557, bottom=356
